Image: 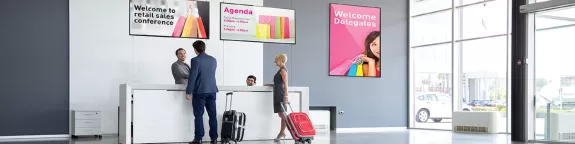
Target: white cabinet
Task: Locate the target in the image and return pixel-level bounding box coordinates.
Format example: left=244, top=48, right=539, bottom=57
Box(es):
left=309, top=110, right=331, bottom=131
left=71, top=110, right=102, bottom=137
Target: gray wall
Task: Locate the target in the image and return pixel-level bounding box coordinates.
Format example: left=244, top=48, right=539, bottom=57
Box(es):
left=0, top=0, right=69, bottom=136
left=263, top=0, right=408, bottom=128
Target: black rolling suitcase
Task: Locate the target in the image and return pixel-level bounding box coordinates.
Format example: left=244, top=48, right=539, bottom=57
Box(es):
left=220, top=92, right=246, bottom=144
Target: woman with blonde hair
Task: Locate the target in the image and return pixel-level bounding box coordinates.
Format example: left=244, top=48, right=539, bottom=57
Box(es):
left=264, top=54, right=289, bottom=141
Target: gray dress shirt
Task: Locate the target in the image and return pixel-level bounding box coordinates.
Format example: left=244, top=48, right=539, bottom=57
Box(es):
left=171, top=61, right=190, bottom=84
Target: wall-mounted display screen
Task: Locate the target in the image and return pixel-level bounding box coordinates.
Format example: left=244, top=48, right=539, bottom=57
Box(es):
left=220, top=3, right=296, bottom=44
left=329, top=3, right=381, bottom=77
left=129, top=0, right=210, bottom=39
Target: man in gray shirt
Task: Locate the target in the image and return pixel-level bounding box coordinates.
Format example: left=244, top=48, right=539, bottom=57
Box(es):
left=171, top=48, right=190, bottom=84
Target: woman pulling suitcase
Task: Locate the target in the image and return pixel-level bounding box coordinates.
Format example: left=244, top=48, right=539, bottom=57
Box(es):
left=264, top=53, right=290, bottom=142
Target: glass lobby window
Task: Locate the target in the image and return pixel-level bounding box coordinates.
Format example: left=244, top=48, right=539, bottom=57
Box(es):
left=534, top=6, right=575, bottom=141
left=536, top=17, right=575, bottom=30
left=457, top=0, right=507, bottom=40
left=458, top=36, right=507, bottom=133
left=413, top=44, right=453, bottom=130
left=456, top=0, right=495, bottom=6
left=535, top=7, right=575, bottom=30
left=534, top=0, right=551, bottom=3
left=411, top=0, right=452, bottom=16
left=409, top=0, right=512, bottom=133
left=411, top=11, right=452, bottom=46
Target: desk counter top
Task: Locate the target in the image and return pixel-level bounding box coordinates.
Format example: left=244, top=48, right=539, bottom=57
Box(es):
left=123, top=84, right=309, bottom=92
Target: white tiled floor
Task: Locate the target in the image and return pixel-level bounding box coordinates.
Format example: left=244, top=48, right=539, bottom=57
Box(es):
left=0, top=129, right=541, bottom=144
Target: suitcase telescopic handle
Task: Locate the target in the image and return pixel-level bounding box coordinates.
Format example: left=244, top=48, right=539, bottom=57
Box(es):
left=280, top=102, right=294, bottom=113
left=225, top=92, right=233, bottom=111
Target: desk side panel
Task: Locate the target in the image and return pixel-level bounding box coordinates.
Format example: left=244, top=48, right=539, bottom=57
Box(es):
left=119, top=84, right=131, bottom=144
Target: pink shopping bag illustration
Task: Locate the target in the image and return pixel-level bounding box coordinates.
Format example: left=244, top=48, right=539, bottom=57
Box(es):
left=172, top=16, right=188, bottom=37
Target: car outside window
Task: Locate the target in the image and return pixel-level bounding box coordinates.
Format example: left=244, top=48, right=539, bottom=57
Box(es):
left=417, top=95, right=425, bottom=100
left=426, top=94, right=438, bottom=101
left=437, top=95, right=451, bottom=102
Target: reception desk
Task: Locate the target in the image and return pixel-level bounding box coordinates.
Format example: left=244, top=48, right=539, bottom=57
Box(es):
left=119, top=84, right=309, bottom=144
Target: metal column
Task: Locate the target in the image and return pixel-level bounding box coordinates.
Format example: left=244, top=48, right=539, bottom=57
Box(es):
left=510, top=0, right=529, bottom=141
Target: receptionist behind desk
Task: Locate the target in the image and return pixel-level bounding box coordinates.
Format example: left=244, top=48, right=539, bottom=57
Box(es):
left=246, top=75, right=256, bottom=86
left=171, top=48, right=190, bottom=84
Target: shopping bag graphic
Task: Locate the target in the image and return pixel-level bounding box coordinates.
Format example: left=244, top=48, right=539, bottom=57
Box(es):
left=280, top=17, right=285, bottom=39
left=356, top=62, right=364, bottom=76
left=197, top=17, right=207, bottom=38
left=347, top=63, right=359, bottom=76
left=181, top=15, right=198, bottom=38
left=172, top=16, right=188, bottom=37
left=330, top=55, right=361, bottom=76
left=256, top=24, right=271, bottom=39
left=282, top=17, right=290, bottom=38
left=275, top=17, right=281, bottom=39
left=330, top=60, right=353, bottom=75
left=289, top=20, right=295, bottom=38
left=259, top=15, right=276, bottom=38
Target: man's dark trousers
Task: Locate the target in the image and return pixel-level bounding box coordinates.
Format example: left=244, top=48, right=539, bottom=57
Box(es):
left=192, top=93, right=218, bottom=141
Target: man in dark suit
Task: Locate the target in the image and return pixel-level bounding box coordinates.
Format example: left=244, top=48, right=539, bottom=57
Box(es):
left=185, top=40, right=219, bottom=144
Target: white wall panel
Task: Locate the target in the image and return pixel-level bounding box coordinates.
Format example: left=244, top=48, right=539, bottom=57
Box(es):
left=70, top=0, right=264, bottom=134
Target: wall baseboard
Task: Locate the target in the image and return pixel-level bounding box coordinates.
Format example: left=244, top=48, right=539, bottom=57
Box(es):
left=336, top=127, right=407, bottom=133
left=0, top=135, right=70, bottom=142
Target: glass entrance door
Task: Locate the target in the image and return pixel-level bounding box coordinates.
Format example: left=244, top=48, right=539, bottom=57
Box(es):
left=524, top=0, right=575, bottom=142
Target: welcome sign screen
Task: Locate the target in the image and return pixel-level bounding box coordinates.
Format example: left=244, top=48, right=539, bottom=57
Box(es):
left=220, top=3, right=296, bottom=44
left=130, top=0, right=210, bottom=39
left=329, top=4, right=381, bottom=77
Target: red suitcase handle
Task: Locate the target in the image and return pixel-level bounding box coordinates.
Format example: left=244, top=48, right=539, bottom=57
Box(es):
left=280, top=102, right=294, bottom=114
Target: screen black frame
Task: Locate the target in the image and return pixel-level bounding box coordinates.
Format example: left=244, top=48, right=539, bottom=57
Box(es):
left=219, top=2, right=297, bottom=44
left=327, top=3, right=382, bottom=78
left=128, top=0, right=211, bottom=39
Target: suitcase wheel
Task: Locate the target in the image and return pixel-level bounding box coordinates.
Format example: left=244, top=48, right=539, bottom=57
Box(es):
left=301, top=139, right=311, bottom=144
left=296, top=139, right=311, bottom=144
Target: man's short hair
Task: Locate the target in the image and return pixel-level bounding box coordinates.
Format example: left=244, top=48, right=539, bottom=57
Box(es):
left=175, top=48, right=185, bottom=55
left=193, top=40, right=206, bottom=53
left=247, top=75, right=256, bottom=83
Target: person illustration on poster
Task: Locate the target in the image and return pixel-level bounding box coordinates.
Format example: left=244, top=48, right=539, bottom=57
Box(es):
left=359, top=31, right=381, bottom=77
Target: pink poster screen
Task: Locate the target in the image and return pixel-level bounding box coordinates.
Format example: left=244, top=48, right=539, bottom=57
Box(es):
left=329, top=4, right=381, bottom=77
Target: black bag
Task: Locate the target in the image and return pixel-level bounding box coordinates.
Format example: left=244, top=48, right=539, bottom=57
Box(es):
left=220, top=92, right=246, bottom=144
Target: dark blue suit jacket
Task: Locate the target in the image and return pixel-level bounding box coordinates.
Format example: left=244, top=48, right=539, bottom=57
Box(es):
left=186, top=53, right=219, bottom=94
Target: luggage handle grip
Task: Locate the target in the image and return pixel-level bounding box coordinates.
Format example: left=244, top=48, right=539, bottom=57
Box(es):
left=279, top=102, right=294, bottom=113
left=225, top=92, right=233, bottom=111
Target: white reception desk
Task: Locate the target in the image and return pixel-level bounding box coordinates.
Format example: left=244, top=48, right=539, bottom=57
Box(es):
left=119, top=84, right=309, bottom=144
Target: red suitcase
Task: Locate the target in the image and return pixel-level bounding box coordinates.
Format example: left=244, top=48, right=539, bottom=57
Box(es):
left=281, top=103, right=315, bottom=143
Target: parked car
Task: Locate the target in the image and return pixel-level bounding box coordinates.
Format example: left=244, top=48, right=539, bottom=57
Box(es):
left=492, top=100, right=506, bottom=107
left=468, top=100, right=494, bottom=107
left=414, top=92, right=472, bottom=123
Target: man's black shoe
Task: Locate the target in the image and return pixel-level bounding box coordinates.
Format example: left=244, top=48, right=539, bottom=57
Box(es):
left=211, top=140, right=217, bottom=144
left=189, top=140, right=201, bottom=144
